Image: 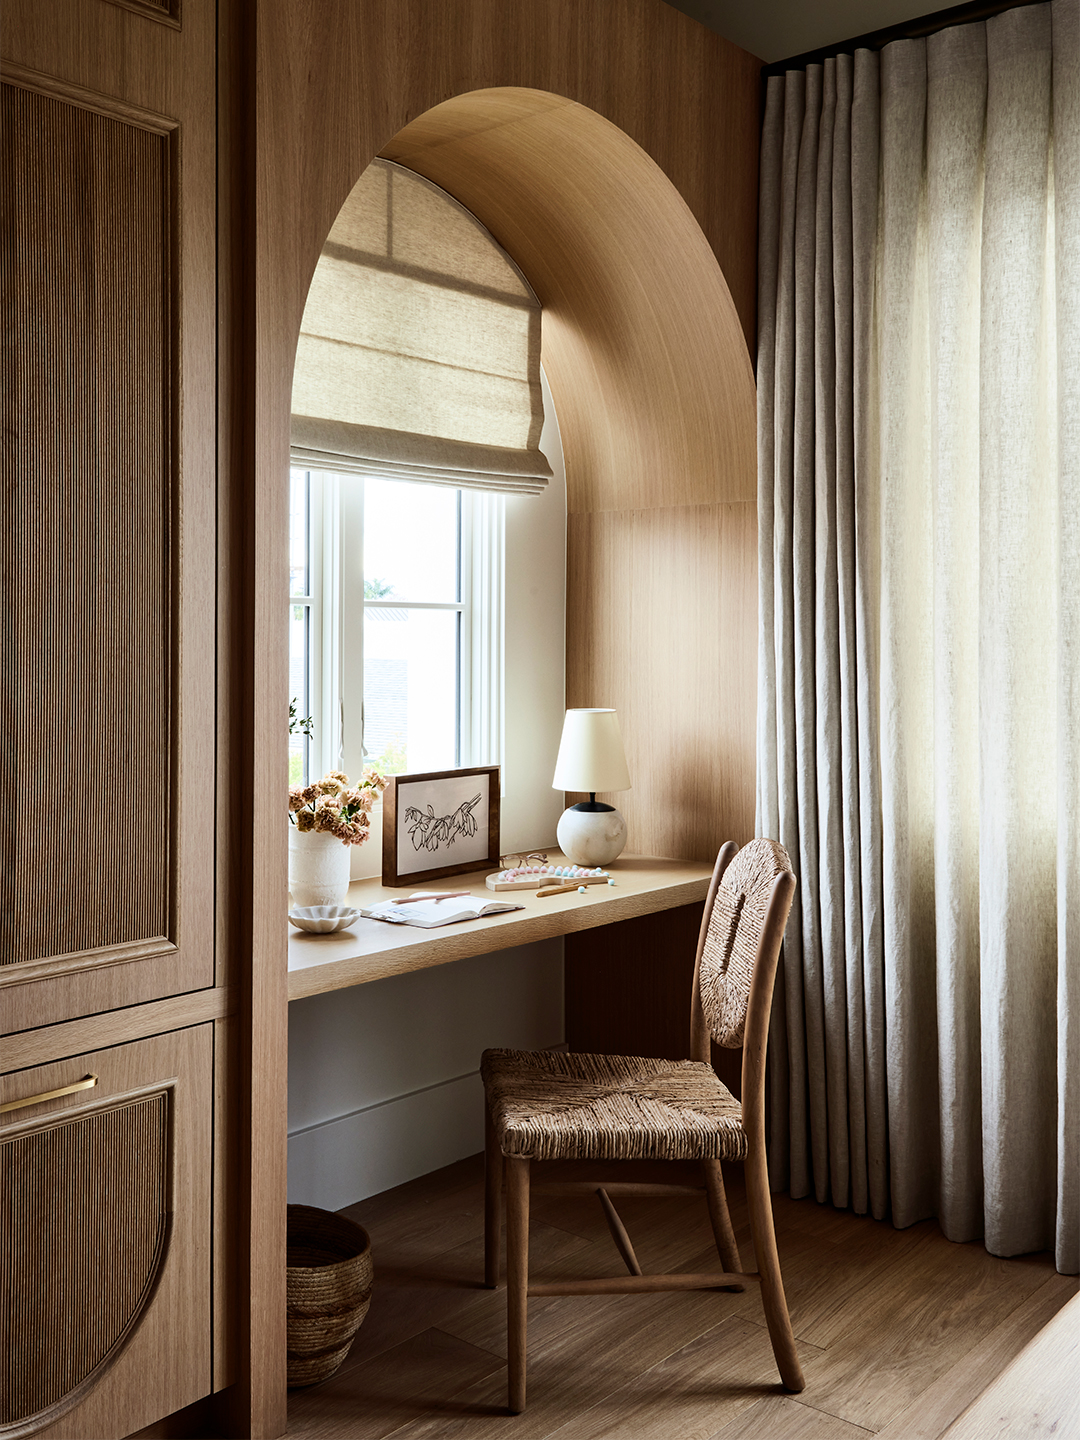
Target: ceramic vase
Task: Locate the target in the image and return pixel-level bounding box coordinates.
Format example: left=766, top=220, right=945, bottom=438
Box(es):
left=289, top=827, right=351, bottom=907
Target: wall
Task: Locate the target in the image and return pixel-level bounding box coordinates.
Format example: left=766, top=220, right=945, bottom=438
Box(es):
left=256, top=23, right=760, bottom=887
left=290, top=374, right=568, bottom=1207
left=253, top=4, right=762, bottom=1427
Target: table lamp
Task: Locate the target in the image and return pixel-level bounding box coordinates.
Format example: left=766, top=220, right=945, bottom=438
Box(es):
left=552, top=708, right=631, bottom=866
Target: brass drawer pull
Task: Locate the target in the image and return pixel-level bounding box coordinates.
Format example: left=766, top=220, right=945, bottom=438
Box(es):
left=1, top=1074, right=99, bottom=1115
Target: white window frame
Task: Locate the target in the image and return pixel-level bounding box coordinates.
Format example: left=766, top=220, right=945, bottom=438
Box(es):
left=289, top=468, right=504, bottom=786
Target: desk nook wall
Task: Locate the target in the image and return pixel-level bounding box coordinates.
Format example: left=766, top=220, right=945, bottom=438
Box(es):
left=2, top=2, right=762, bottom=1435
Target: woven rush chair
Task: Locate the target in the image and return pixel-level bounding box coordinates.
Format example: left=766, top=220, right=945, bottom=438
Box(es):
left=480, top=837, right=804, bottom=1413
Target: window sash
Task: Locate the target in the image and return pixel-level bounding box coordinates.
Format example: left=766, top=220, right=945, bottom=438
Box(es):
left=289, top=469, right=502, bottom=787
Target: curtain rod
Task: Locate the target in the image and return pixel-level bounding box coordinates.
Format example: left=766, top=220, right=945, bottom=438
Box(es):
left=762, top=0, right=1047, bottom=76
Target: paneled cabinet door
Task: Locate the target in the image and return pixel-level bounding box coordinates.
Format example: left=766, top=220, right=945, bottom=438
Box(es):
left=0, top=0, right=217, bottom=1030
left=0, top=1024, right=213, bottom=1439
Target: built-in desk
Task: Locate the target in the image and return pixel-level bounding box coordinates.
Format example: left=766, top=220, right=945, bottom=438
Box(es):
left=287, top=853, right=713, bottom=1001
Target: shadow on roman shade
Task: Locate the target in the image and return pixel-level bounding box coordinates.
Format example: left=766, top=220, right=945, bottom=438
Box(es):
left=291, top=158, right=551, bottom=496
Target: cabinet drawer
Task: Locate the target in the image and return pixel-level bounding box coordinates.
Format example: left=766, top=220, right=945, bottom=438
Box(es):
left=1, top=1026, right=212, bottom=1439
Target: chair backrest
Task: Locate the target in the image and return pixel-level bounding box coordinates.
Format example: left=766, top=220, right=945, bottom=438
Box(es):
left=689, top=839, right=796, bottom=1125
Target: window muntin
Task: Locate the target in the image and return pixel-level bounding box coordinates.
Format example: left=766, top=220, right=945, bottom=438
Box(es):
left=288, top=468, right=499, bottom=785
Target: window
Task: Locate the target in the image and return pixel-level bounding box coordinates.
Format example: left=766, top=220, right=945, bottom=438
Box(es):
left=289, top=468, right=502, bottom=787
left=288, top=158, right=564, bottom=857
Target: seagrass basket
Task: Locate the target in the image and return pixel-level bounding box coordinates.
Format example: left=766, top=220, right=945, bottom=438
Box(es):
left=286, top=1204, right=373, bottom=1387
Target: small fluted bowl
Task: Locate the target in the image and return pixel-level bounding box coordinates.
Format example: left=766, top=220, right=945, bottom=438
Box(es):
left=288, top=905, right=361, bottom=934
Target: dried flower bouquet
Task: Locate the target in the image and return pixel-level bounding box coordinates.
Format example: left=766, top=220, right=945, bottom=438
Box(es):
left=289, top=768, right=386, bottom=845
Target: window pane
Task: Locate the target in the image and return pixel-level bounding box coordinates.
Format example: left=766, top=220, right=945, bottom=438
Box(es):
left=364, top=607, right=458, bottom=774
left=290, top=470, right=309, bottom=597
left=362, top=476, right=459, bottom=603
left=289, top=602, right=309, bottom=783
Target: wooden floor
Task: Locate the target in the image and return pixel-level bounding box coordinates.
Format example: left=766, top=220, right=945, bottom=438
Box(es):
left=287, top=1155, right=1077, bottom=1440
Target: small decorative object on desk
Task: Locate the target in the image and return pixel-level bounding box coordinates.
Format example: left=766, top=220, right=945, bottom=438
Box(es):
left=552, top=709, right=632, bottom=866
left=362, top=891, right=523, bottom=928
left=288, top=905, right=361, bottom=934
left=487, top=862, right=609, bottom=891
left=382, top=765, right=500, bottom=887
left=288, top=767, right=386, bottom=907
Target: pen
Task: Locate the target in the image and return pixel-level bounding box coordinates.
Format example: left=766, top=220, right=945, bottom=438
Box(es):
left=391, top=891, right=471, bottom=905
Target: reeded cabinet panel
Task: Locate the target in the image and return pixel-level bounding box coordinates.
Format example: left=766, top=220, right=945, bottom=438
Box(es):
left=0, top=0, right=217, bottom=1030
left=1, top=83, right=173, bottom=971
left=0, top=1025, right=212, bottom=1439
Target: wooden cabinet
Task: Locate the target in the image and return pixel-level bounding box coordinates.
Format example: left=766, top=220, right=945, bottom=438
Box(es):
left=1, top=2, right=243, bottom=1434
left=1, top=1025, right=212, bottom=1439
left=0, top=0, right=217, bottom=1034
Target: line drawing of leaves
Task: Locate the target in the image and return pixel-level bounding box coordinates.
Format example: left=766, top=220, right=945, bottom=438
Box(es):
left=403, top=793, right=484, bottom=853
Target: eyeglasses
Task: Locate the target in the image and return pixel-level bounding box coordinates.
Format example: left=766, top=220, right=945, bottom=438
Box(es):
left=499, top=851, right=549, bottom=869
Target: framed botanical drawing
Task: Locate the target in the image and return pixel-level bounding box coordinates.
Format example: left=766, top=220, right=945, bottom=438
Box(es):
left=382, top=766, right=500, bottom=887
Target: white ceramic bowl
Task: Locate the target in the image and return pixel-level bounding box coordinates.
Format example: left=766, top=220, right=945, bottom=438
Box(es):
left=288, top=905, right=361, bottom=934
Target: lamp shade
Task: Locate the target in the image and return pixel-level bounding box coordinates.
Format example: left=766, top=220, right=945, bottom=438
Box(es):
left=552, top=709, right=631, bottom=794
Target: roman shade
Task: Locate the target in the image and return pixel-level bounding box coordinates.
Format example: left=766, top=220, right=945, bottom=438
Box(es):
left=291, top=159, right=551, bottom=495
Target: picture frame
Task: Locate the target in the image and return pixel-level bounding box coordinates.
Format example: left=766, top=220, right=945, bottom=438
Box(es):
left=382, top=765, right=500, bottom=887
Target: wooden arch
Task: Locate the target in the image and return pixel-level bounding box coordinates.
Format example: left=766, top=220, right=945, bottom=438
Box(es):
left=382, top=88, right=756, bottom=518
left=283, top=87, right=757, bottom=858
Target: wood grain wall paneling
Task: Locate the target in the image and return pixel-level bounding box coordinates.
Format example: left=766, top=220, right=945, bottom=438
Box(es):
left=259, top=1, right=760, bottom=354
left=567, top=501, right=758, bottom=860
left=1, top=1025, right=212, bottom=1440
left=211, top=0, right=289, bottom=1432
left=383, top=89, right=757, bottom=516
left=257, top=6, right=760, bottom=864
left=565, top=906, right=743, bottom=1097
left=565, top=903, right=704, bottom=1060
left=252, top=13, right=761, bottom=1427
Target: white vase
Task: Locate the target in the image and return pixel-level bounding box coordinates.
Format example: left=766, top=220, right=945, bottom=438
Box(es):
left=289, top=827, right=352, bottom=908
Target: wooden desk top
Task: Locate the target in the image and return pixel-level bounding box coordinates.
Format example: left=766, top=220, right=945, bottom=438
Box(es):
left=287, top=853, right=713, bottom=1001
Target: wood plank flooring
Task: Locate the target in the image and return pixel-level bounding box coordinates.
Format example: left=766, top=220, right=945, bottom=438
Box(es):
left=286, top=1155, right=1077, bottom=1440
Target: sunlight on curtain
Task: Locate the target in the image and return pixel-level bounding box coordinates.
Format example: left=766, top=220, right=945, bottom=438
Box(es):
left=757, top=0, right=1078, bottom=1272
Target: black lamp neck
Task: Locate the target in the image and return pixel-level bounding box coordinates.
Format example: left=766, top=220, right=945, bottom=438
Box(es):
left=569, top=793, right=615, bottom=814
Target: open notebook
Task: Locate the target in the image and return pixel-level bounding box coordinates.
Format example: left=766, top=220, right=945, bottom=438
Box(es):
left=361, top=892, right=524, bottom=928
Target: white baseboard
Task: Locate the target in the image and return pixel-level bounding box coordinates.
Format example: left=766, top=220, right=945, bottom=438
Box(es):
left=287, top=1069, right=485, bottom=1211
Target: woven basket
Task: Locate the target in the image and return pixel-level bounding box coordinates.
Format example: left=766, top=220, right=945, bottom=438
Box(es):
left=286, top=1204, right=373, bottom=1387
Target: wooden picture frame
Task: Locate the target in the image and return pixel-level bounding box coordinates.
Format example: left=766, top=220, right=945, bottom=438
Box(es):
left=382, top=766, right=500, bottom=887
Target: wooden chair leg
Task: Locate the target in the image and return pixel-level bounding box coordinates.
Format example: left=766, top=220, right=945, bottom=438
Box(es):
left=744, top=1148, right=804, bottom=1392
left=505, top=1155, right=531, bottom=1413
left=484, top=1104, right=503, bottom=1288
left=702, top=1159, right=742, bottom=1274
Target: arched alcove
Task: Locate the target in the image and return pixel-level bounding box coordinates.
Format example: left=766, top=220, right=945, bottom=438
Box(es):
left=288, top=87, right=757, bottom=859
left=382, top=89, right=755, bottom=518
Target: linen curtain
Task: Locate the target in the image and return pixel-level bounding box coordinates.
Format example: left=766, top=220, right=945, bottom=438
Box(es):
left=757, top=0, right=1078, bottom=1272
left=291, top=159, right=552, bottom=495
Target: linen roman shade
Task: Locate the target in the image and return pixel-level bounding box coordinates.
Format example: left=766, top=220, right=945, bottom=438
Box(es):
left=291, top=159, right=551, bottom=495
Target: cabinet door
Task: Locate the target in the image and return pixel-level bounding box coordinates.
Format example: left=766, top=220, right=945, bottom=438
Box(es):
left=1, top=1025, right=212, bottom=1439
left=0, top=0, right=216, bottom=1030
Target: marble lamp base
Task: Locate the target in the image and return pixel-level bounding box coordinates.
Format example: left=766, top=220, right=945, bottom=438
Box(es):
left=556, top=801, right=628, bottom=867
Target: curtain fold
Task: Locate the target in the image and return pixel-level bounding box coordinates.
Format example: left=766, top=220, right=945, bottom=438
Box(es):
left=757, top=0, right=1078, bottom=1273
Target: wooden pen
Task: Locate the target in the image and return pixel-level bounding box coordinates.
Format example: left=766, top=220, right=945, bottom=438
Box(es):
left=393, top=891, right=471, bottom=904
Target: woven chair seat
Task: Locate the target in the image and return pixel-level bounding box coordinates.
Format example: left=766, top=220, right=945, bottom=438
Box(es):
left=481, top=1048, right=747, bottom=1163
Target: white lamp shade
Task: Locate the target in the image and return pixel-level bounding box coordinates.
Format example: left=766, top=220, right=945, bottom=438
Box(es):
left=552, top=709, right=631, bottom=794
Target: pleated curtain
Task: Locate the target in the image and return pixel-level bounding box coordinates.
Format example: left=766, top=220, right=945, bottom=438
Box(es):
left=757, top=0, right=1079, bottom=1272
